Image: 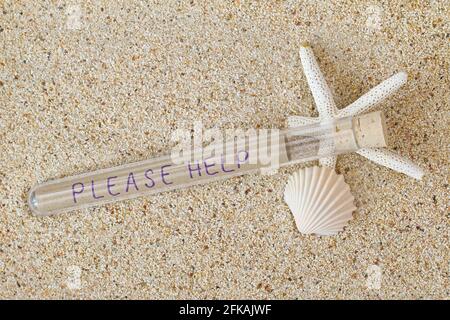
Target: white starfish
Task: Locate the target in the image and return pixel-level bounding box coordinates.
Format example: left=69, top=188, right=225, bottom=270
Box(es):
left=288, top=44, right=424, bottom=180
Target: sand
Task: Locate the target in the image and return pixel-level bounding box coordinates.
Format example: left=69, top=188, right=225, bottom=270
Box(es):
left=0, top=1, right=448, bottom=299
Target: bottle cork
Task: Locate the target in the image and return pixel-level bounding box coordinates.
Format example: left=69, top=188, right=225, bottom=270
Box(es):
left=352, top=111, right=388, bottom=148
left=332, top=111, right=388, bottom=152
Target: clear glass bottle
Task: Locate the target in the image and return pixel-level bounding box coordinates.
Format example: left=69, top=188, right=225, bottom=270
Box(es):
left=29, top=111, right=387, bottom=216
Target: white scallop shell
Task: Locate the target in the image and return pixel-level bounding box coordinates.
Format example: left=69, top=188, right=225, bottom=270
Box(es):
left=284, top=166, right=356, bottom=236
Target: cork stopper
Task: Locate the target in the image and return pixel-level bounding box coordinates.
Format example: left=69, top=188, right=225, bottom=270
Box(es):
left=353, top=111, right=388, bottom=148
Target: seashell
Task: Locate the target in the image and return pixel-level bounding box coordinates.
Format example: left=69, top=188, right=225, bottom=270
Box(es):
left=284, top=166, right=356, bottom=236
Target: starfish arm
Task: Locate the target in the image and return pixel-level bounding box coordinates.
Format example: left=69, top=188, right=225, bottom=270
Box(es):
left=287, top=115, right=318, bottom=127
left=356, top=147, right=424, bottom=180
left=338, top=72, right=407, bottom=118
left=300, top=44, right=337, bottom=120
left=319, top=156, right=337, bottom=169
left=316, top=136, right=337, bottom=169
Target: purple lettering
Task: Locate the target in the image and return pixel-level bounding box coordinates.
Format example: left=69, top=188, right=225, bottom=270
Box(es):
left=144, top=169, right=155, bottom=188
left=91, top=180, right=104, bottom=199
left=188, top=162, right=202, bottom=179
left=107, top=176, right=120, bottom=196
left=221, top=155, right=235, bottom=173
left=204, top=157, right=218, bottom=176
left=236, top=150, right=249, bottom=168
left=161, top=165, right=173, bottom=185
left=125, top=172, right=139, bottom=192
left=72, top=182, right=84, bottom=203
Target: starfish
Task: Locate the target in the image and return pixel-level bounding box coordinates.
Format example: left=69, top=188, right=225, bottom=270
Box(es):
left=288, top=44, right=424, bottom=180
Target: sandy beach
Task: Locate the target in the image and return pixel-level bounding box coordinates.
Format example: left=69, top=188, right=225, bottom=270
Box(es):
left=0, top=1, right=448, bottom=299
